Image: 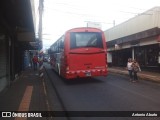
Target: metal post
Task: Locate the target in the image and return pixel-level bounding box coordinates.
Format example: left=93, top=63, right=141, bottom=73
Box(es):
left=132, top=47, right=135, bottom=60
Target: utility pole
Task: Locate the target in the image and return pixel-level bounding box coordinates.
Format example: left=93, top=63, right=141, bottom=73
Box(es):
left=38, top=0, right=44, bottom=50
left=38, top=0, right=44, bottom=79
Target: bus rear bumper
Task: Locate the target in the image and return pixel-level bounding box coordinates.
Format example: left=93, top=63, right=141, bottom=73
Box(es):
left=65, top=69, right=108, bottom=79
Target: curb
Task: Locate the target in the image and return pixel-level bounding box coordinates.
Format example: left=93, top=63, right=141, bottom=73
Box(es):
left=108, top=69, right=160, bottom=83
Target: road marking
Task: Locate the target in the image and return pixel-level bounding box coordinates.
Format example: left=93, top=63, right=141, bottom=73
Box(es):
left=14, top=86, right=33, bottom=120
left=42, top=78, right=51, bottom=111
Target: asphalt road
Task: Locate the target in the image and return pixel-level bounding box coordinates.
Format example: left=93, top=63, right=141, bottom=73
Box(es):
left=44, top=63, right=160, bottom=120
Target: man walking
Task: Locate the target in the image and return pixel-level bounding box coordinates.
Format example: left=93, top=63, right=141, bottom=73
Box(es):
left=32, top=55, right=38, bottom=71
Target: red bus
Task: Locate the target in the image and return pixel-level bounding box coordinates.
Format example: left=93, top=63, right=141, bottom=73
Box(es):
left=50, top=27, right=108, bottom=79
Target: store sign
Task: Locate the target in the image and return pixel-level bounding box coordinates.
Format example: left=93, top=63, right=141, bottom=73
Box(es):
left=87, top=22, right=102, bottom=29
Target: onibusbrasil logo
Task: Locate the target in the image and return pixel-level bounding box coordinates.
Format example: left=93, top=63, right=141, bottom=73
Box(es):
left=1, top=112, right=42, bottom=118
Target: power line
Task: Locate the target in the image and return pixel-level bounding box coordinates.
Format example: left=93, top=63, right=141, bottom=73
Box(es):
left=43, top=7, right=101, bottom=18
left=130, top=6, right=160, bottom=12
left=45, top=2, right=85, bottom=11
left=130, top=7, right=148, bottom=11
left=43, top=7, right=112, bottom=24
left=120, top=11, right=152, bottom=15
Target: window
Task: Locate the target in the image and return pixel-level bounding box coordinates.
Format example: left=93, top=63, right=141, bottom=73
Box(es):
left=60, top=36, right=64, bottom=49
left=70, top=32, right=103, bottom=49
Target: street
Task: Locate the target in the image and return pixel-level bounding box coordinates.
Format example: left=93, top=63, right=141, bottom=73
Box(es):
left=44, top=63, right=160, bottom=120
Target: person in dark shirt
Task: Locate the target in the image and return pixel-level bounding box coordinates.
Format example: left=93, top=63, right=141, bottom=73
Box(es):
left=132, top=59, right=140, bottom=82
left=32, top=55, right=38, bottom=71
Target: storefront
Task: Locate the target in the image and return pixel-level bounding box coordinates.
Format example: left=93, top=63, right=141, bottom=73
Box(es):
left=111, top=43, right=160, bottom=71
left=112, top=48, right=132, bottom=67
left=135, top=44, right=160, bottom=68
left=0, top=33, right=9, bottom=92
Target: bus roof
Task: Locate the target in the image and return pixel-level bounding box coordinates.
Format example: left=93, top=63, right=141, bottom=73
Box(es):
left=66, top=27, right=103, bottom=33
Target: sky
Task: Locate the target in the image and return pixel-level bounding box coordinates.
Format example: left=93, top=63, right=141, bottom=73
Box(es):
left=40, top=0, right=160, bottom=49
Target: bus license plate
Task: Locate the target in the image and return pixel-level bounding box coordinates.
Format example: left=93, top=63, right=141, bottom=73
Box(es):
left=86, top=72, right=91, bottom=76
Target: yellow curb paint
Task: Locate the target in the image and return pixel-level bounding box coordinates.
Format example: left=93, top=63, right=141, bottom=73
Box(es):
left=14, top=86, right=33, bottom=120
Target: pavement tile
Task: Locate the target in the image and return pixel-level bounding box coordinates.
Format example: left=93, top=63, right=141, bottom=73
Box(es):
left=0, top=68, right=48, bottom=112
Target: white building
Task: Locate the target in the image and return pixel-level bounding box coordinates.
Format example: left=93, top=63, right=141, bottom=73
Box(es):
left=104, top=7, right=160, bottom=70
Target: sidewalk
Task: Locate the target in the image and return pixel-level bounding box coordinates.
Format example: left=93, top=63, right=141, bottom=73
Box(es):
left=108, top=67, right=160, bottom=83
left=0, top=68, right=49, bottom=112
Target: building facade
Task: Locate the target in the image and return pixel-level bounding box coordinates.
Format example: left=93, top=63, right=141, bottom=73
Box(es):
left=0, top=0, right=37, bottom=93
left=104, top=7, right=160, bottom=71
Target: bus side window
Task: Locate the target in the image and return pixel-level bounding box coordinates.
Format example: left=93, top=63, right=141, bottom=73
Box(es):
left=70, top=33, right=76, bottom=49
left=96, top=33, right=103, bottom=48
left=60, top=41, right=64, bottom=48
left=60, top=37, right=64, bottom=51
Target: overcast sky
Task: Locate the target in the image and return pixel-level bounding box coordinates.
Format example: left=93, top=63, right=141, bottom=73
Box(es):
left=40, top=0, right=160, bottom=49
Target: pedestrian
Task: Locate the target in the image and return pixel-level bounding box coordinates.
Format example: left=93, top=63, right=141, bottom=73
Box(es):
left=126, top=58, right=133, bottom=81
left=38, top=52, right=43, bottom=67
left=30, top=57, right=33, bottom=68
left=32, top=55, right=38, bottom=71
left=29, top=52, right=33, bottom=68
left=131, top=59, right=141, bottom=82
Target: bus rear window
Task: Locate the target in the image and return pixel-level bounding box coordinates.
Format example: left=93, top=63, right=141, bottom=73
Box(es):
left=70, top=32, right=103, bottom=49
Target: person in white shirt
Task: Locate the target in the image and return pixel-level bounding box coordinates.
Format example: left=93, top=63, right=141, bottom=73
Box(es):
left=126, top=58, right=133, bottom=81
